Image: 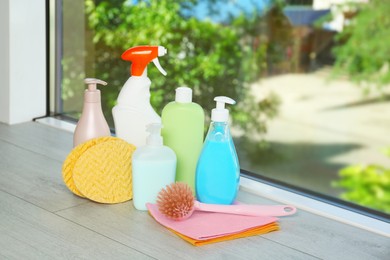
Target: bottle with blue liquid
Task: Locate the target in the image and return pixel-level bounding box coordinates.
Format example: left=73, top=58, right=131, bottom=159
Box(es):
left=195, top=96, right=240, bottom=205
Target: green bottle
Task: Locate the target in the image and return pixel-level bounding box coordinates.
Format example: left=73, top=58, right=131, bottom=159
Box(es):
left=161, top=87, right=204, bottom=194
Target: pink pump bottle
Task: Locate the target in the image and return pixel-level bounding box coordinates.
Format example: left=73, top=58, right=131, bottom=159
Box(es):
left=73, top=78, right=111, bottom=147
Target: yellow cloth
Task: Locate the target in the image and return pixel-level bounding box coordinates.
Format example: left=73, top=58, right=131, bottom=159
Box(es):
left=169, top=222, right=279, bottom=246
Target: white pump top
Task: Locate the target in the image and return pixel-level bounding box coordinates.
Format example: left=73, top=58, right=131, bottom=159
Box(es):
left=175, top=87, right=192, bottom=103
left=211, top=96, right=236, bottom=122
left=84, top=78, right=107, bottom=91
left=146, top=123, right=163, bottom=146
left=84, top=78, right=107, bottom=103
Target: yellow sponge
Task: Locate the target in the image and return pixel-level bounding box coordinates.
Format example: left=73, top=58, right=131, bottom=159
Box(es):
left=72, top=137, right=136, bottom=203
left=62, top=137, right=113, bottom=197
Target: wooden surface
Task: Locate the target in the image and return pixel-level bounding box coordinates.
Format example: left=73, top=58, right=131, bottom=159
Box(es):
left=0, top=122, right=388, bottom=259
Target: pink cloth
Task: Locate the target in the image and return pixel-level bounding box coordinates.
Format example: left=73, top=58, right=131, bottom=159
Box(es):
left=146, top=203, right=278, bottom=240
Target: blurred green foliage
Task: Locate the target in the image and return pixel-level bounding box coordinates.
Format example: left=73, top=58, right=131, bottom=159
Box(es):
left=76, top=0, right=279, bottom=135
left=334, top=148, right=390, bottom=213
left=333, top=0, right=390, bottom=95
left=332, top=0, right=390, bottom=214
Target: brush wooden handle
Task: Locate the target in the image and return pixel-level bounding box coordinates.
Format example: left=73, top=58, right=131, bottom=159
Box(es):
left=194, top=201, right=297, bottom=217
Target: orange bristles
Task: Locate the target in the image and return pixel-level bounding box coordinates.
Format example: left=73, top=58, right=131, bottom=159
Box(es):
left=156, top=182, right=195, bottom=221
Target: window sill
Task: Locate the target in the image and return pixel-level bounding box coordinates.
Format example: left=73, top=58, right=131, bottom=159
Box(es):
left=240, top=177, right=389, bottom=237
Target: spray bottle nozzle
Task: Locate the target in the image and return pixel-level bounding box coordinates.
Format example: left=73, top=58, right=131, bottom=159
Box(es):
left=152, top=57, right=167, bottom=76
left=212, top=96, right=236, bottom=122
left=84, top=78, right=107, bottom=91
left=121, top=46, right=167, bottom=77
left=146, top=123, right=163, bottom=146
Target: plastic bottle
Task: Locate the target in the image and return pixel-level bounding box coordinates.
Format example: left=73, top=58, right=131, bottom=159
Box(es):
left=195, top=96, right=240, bottom=205
left=112, top=45, right=167, bottom=147
left=73, top=78, right=111, bottom=147
left=161, top=87, right=204, bottom=194
left=132, top=123, right=177, bottom=211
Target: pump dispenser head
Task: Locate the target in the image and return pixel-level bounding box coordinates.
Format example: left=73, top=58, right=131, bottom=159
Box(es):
left=146, top=123, right=163, bottom=146
left=85, top=78, right=107, bottom=91
left=84, top=78, right=107, bottom=103
left=211, top=96, right=236, bottom=122
left=121, top=46, right=167, bottom=77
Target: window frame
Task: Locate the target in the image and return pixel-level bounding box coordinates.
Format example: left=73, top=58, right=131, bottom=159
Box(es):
left=0, top=0, right=47, bottom=124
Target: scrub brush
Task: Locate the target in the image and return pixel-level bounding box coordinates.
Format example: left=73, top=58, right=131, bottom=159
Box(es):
left=156, top=182, right=297, bottom=221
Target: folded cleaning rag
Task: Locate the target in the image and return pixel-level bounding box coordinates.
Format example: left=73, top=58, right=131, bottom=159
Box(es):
left=146, top=203, right=279, bottom=246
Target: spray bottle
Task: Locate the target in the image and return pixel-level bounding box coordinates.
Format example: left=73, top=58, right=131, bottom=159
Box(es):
left=73, top=78, right=111, bottom=147
left=132, top=123, right=177, bottom=210
left=112, top=45, right=167, bottom=147
left=195, top=96, right=240, bottom=205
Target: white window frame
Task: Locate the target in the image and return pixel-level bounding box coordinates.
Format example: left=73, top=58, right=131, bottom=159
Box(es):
left=0, top=0, right=47, bottom=124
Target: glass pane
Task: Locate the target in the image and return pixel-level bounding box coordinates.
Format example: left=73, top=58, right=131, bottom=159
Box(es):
left=58, top=0, right=390, bottom=216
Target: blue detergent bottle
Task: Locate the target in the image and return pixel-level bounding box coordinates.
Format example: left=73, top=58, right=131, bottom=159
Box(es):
left=195, top=96, right=240, bottom=204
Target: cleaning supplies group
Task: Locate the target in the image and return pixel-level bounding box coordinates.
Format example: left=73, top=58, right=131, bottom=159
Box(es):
left=63, top=45, right=240, bottom=208
left=62, top=45, right=297, bottom=246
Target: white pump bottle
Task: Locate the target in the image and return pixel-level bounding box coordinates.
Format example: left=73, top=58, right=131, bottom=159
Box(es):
left=73, top=78, right=111, bottom=147
left=132, top=123, right=177, bottom=210
left=112, top=46, right=167, bottom=147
